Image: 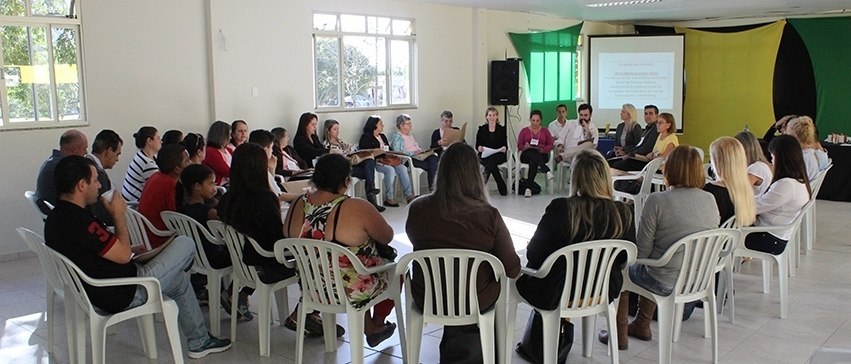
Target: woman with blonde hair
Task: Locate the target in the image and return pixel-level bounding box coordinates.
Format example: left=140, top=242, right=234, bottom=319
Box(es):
left=609, top=103, right=643, bottom=158
left=734, top=131, right=773, bottom=197
left=611, top=112, right=679, bottom=175
left=785, top=116, right=828, bottom=180
left=705, top=137, right=756, bottom=227
left=513, top=149, right=636, bottom=350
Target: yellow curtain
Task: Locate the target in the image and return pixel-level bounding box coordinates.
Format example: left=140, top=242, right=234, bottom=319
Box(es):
left=675, top=21, right=785, bottom=155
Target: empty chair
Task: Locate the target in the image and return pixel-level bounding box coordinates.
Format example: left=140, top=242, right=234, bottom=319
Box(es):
left=508, top=240, right=637, bottom=364
left=395, top=249, right=510, bottom=364
left=275, top=238, right=401, bottom=364
left=214, top=221, right=297, bottom=357
left=161, top=211, right=233, bottom=336
left=622, top=229, right=740, bottom=364
left=47, top=247, right=184, bottom=364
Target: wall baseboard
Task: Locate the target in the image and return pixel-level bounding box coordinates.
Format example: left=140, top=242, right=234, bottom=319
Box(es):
left=0, top=250, right=36, bottom=263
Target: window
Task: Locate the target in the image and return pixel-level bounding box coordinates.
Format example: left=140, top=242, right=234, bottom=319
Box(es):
left=313, top=12, right=415, bottom=110
left=0, top=0, right=85, bottom=129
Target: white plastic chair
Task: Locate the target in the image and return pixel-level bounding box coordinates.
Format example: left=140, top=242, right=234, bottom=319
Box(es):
left=125, top=208, right=173, bottom=252
left=161, top=211, right=233, bottom=336
left=612, top=157, right=665, bottom=229
left=46, top=247, right=184, bottom=364
left=731, top=199, right=810, bottom=319
left=394, top=249, right=509, bottom=364
left=398, top=154, right=428, bottom=195
left=16, top=228, right=68, bottom=355
left=811, top=348, right=851, bottom=364
left=495, top=151, right=514, bottom=195
left=213, top=221, right=298, bottom=357
left=25, top=190, right=53, bottom=219
left=555, top=159, right=572, bottom=193
left=347, top=171, right=385, bottom=205
left=274, top=238, right=402, bottom=364
left=622, top=228, right=740, bottom=364
left=802, top=164, right=832, bottom=255
left=507, top=240, right=637, bottom=364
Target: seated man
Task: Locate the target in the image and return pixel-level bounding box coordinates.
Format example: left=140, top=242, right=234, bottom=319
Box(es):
left=35, top=129, right=88, bottom=215
left=44, top=156, right=231, bottom=359
left=554, top=103, right=599, bottom=163
left=137, top=144, right=190, bottom=248
left=86, top=130, right=123, bottom=225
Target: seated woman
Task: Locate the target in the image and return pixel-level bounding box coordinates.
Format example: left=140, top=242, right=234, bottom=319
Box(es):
left=218, top=143, right=341, bottom=337
left=293, top=112, right=329, bottom=168
left=618, top=145, right=719, bottom=346
left=227, top=119, right=248, bottom=153
left=745, top=135, right=812, bottom=255
left=608, top=103, right=643, bottom=159
left=283, top=153, right=398, bottom=347
left=430, top=110, right=459, bottom=157
left=785, top=116, right=829, bottom=181
left=176, top=163, right=254, bottom=320
left=611, top=112, right=679, bottom=176
left=270, top=127, right=310, bottom=180
left=390, top=114, right=439, bottom=193
left=182, top=133, right=206, bottom=165
left=517, top=109, right=555, bottom=196
left=475, top=106, right=509, bottom=196
left=323, top=119, right=384, bottom=211
left=121, top=126, right=162, bottom=203
left=406, top=143, right=521, bottom=362
left=705, top=137, right=757, bottom=226
left=203, top=121, right=233, bottom=186
left=735, top=131, right=773, bottom=197
left=513, top=149, right=636, bottom=350
left=359, top=116, right=415, bottom=206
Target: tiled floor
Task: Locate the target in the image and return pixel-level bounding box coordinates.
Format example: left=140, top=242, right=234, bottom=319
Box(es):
left=3, top=195, right=850, bottom=363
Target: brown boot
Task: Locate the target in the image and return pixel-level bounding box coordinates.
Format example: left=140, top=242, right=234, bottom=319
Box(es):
left=598, top=292, right=630, bottom=350
left=628, top=297, right=655, bottom=341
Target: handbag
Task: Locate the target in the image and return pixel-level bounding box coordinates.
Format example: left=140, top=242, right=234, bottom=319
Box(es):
left=375, top=243, right=397, bottom=261
left=377, top=154, right=403, bottom=166
left=516, top=310, right=573, bottom=364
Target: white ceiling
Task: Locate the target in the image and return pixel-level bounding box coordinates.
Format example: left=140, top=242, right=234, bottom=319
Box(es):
left=404, top=0, right=851, bottom=23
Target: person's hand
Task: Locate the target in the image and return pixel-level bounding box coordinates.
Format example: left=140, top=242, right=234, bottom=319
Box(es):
left=775, top=116, right=791, bottom=130
left=103, top=194, right=127, bottom=219
left=556, top=144, right=564, bottom=154
left=523, top=142, right=531, bottom=151
left=615, top=149, right=625, bottom=157
left=646, top=152, right=655, bottom=160
left=438, top=138, right=447, bottom=147
left=329, top=147, right=344, bottom=155
left=268, top=155, right=277, bottom=172
left=500, top=146, right=507, bottom=153
left=477, top=146, right=484, bottom=153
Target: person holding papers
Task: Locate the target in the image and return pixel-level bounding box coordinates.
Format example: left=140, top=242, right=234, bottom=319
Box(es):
left=430, top=110, right=462, bottom=157
left=611, top=112, right=679, bottom=176
left=322, top=119, right=384, bottom=212
left=390, top=114, right=439, bottom=192
left=517, top=109, right=555, bottom=197
left=359, top=116, right=415, bottom=207
left=554, top=103, right=599, bottom=164
left=475, top=106, right=509, bottom=196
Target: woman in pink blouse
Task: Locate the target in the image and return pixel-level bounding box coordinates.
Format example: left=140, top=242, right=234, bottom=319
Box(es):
left=517, top=109, right=554, bottom=196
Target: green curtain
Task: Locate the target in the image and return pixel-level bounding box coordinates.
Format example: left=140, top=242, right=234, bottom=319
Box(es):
left=789, top=18, right=851, bottom=135
left=509, top=23, right=583, bottom=124
left=675, top=21, right=785, bottom=154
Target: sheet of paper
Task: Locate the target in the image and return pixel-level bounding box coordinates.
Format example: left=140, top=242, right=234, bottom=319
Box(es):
left=481, top=147, right=502, bottom=159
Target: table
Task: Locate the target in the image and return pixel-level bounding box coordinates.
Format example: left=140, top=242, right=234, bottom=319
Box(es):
left=818, top=144, right=851, bottom=202
left=596, top=138, right=615, bottom=156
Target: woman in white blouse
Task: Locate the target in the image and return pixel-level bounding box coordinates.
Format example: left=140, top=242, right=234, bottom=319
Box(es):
left=735, top=131, right=773, bottom=197
left=744, top=135, right=812, bottom=255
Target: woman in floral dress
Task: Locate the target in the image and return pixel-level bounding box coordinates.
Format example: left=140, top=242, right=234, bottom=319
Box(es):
left=283, top=153, right=398, bottom=347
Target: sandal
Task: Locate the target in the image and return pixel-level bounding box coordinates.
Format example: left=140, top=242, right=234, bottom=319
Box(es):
left=284, top=313, right=345, bottom=338
left=366, top=322, right=397, bottom=347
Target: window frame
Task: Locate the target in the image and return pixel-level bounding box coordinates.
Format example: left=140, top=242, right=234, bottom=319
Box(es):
left=0, top=0, right=87, bottom=131
left=312, top=12, right=417, bottom=112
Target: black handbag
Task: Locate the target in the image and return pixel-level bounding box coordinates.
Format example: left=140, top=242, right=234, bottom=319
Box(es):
left=515, top=310, right=573, bottom=364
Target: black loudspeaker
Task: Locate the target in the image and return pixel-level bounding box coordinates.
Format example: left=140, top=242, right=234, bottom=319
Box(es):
left=490, top=60, right=519, bottom=105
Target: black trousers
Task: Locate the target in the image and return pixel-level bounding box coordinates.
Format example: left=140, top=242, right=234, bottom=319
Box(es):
left=480, top=153, right=507, bottom=193
left=520, top=149, right=550, bottom=184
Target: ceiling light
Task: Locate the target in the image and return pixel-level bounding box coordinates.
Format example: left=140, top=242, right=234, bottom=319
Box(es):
left=587, top=0, right=661, bottom=8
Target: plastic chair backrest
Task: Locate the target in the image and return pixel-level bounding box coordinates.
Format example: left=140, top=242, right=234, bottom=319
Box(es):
left=25, top=190, right=53, bottom=218
left=161, top=211, right=223, bottom=272
left=720, top=216, right=737, bottom=229
left=811, top=164, right=833, bottom=196
left=16, top=227, right=63, bottom=293
left=275, top=238, right=371, bottom=310
left=45, top=246, right=96, bottom=314
left=541, top=240, right=636, bottom=315
left=665, top=229, right=740, bottom=299
left=218, top=224, right=263, bottom=285
left=638, top=157, right=666, bottom=195
left=396, top=249, right=506, bottom=318
left=125, top=209, right=155, bottom=251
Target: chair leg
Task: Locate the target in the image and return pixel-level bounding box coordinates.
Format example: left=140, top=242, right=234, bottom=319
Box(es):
left=347, top=312, right=364, bottom=364
left=706, top=291, right=719, bottom=363
left=582, top=315, right=595, bottom=357
left=728, top=261, right=736, bottom=324
left=393, top=299, right=408, bottom=364
left=762, top=260, right=771, bottom=294
left=505, top=299, right=518, bottom=364
left=540, top=310, right=560, bottom=364
left=162, top=301, right=185, bottom=364
left=258, top=286, right=271, bottom=357
left=230, top=280, right=239, bottom=343
left=778, top=254, right=789, bottom=319
left=46, top=287, right=54, bottom=353
left=91, top=321, right=108, bottom=364
left=478, top=314, right=496, bottom=364
left=138, top=315, right=158, bottom=359
left=64, top=299, right=81, bottom=364
left=208, top=274, right=222, bottom=336
left=294, top=304, right=307, bottom=364
left=274, top=289, right=289, bottom=325
left=407, top=308, right=424, bottom=363
left=672, top=303, right=684, bottom=342
left=323, top=313, right=338, bottom=352
left=606, top=302, right=620, bottom=363
left=656, top=299, right=675, bottom=364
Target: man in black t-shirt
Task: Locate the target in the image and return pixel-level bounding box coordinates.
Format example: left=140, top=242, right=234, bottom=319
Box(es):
left=44, top=155, right=231, bottom=359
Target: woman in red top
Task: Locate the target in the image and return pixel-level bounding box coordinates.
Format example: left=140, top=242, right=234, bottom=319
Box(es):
left=517, top=109, right=554, bottom=196
left=203, top=121, right=233, bottom=186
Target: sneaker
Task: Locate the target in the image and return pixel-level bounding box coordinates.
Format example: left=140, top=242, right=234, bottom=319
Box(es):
left=237, top=294, right=254, bottom=321
left=188, top=334, right=232, bottom=359
left=524, top=189, right=532, bottom=198
left=195, top=288, right=209, bottom=307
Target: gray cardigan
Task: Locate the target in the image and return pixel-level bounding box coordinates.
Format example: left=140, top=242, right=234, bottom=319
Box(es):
left=636, top=187, right=719, bottom=287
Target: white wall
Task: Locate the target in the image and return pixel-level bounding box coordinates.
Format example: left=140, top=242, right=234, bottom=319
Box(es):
left=0, top=0, right=588, bottom=257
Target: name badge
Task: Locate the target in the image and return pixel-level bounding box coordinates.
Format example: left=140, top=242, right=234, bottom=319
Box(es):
left=530, top=138, right=539, bottom=146
left=382, top=145, right=390, bottom=151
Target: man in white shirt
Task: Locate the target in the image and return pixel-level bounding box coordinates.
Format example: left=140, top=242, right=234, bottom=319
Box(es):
left=548, top=104, right=569, bottom=144
left=555, top=103, right=599, bottom=163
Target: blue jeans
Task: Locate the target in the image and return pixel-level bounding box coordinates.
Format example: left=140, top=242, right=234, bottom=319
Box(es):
left=128, top=236, right=209, bottom=350
left=376, top=163, right=413, bottom=199
left=629, top=264, right=673, bottom=296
